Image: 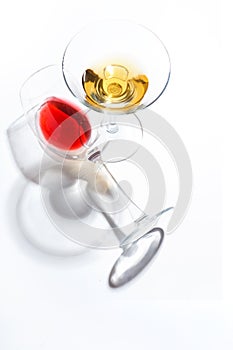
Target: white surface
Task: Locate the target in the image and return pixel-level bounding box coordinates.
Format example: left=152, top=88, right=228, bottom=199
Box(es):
left=0, top=1, right=231, bottom=349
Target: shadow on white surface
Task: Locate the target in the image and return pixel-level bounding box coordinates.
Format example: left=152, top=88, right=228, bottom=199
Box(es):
left=6, top=177, right=90, bottom=259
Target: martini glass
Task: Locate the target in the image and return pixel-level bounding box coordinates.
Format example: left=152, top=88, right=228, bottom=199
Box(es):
left=62, top=20, right=170, bottom=114
left=62, top=20, right=171, bottom=156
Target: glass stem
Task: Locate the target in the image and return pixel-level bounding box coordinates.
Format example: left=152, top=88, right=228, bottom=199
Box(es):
left=106, top=113, right=119, bottom=134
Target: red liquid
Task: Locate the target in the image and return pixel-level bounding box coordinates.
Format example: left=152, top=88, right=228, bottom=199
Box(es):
left=39, top=97, right=91, bottom=150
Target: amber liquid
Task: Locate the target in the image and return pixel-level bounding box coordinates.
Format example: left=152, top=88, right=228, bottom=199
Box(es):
left=82, top=64, right=148, bottom=111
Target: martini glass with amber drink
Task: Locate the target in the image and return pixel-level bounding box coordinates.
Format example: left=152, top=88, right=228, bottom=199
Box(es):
left=62, top=20, right=170, bottom=160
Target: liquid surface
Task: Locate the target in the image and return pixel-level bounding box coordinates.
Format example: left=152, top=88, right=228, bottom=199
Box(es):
left=39, top=97, right=91, bottom=150
left=82, top=64, right=148, bottom=111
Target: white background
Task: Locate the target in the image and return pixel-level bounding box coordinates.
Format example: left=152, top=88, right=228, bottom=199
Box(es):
left=0, top=0, right=231, bottom=349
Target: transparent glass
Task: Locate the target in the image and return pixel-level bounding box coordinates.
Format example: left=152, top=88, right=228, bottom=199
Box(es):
left=20, top=64, right=96, bottom=160
left=62, top=20, right=171, bottom=114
